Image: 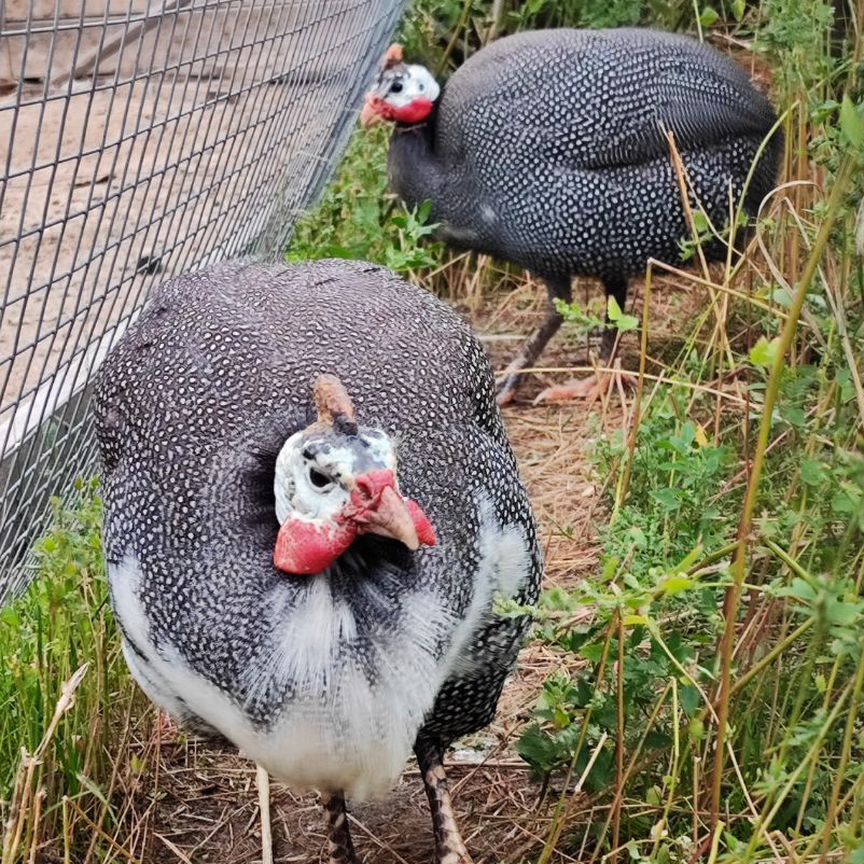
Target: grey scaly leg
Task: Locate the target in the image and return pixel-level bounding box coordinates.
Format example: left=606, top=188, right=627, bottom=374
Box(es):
left=416, top=742, right=474, bottom=864
left=496, top=275, right=572, bottom=405
left=600, top=274, right=630, bottom=362
left=322, top=792, right=362, bottom=864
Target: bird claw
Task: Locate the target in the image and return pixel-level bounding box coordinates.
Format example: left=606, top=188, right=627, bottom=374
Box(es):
left=439, top=851, right=474, bottom=864
left=534, top=368, right=636, bottom=406
left=533, top=375, right=608, bottom=405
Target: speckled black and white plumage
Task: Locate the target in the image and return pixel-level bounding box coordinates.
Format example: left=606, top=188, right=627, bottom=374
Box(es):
left=388, top=28, right=782, bottom=284
left=95, top=259, right=541, bottom=801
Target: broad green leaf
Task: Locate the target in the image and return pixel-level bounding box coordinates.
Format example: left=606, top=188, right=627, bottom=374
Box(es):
left=623, top=571, right=641, bottom=589
left=731, top=0, right=746, bottom=19
left=628, top=526, right=648, bottom=548
left=771, top=286, right=793, bottom=308
left=616, top=313, right=639, bottom=331
left=788, top=577, right=817, bottom=602
left=680, top=685, right=700, bottom=716
left=580, top=642, right=605, bottom=663
left=840, top=93, right=864, bottom=148
left=825, top=598, right=862, bottom=626
left=750, top=335, right=782, bottom=367
left=780, top=405, right=807, bottom=428
left=627, top=839, right=643, bottom=861
left=692, top=209, right=710, bottom=233
left=800, top=459, right=824, bottom=486
left=606, top=295, right=639, bottom=331
left=652, top=488, right=682, bottom=512
left=661, top=575, right=696, bottom=595
left=850, top=846, right=864, bottom=864
left=698, top=6, right=719, bottom=26
left=622, top=614, right=651, bottom=627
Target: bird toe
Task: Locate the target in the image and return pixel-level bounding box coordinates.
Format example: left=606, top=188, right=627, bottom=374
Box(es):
left=533, top=376, right=605, bottom=404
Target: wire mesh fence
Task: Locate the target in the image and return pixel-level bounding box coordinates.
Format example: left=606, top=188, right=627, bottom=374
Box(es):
left=0, top=0, right=407, bottom=602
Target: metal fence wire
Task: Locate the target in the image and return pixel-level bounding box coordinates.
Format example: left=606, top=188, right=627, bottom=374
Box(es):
left=0, top=0, right=407, bottom=602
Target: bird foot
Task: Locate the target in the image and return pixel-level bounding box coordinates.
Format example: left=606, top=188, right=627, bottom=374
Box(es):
left=495, top=374, right=521, bottom=406
left=535, top=368, right=635, bottom=406
left=439, top=850, right=474, bottom=864
left=328, top=853, right=364, bottom=864
left=533, top=375, right=608, bottom=405
left=156, top=710, right=179, bottom=740
left=495, top=299, right=567, bottom=407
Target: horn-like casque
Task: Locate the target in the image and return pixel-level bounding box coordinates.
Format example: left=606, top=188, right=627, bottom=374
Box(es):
left=383, top=43, right=403, bottom=70
left=313, top=374, right=357, bottom=431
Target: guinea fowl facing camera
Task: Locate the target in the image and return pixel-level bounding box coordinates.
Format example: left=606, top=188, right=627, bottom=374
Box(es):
left=362, top=29, right=783, bottom=403
left=94, top=260, right=541, bottom=864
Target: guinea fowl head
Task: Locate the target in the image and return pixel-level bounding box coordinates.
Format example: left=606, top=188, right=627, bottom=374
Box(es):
left=361, top=43, right=440, bottom=127
left=272, top=374, right=436, bottom=575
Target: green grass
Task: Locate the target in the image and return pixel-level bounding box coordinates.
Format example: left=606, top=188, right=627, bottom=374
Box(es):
left=288, top=126, right=442, bottom=276
left=0, top=480, right=149, bottom=864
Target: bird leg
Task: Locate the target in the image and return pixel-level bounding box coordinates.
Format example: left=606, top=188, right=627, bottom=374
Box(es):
left=534, top=276, right=630, bottom=404
left=496, top=277, right=571, bottom=405
left=598, top=274, right=629, bottom=368
left=322, top=792, right=362, bottom=864
left=416, top=742, right=473, bottom=864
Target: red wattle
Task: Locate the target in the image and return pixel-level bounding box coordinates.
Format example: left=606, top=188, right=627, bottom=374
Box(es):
left=406, top=499, right=437, bottom=547
left=391, top=99, right=435, bottom=124
left=273, top=518, right=357, bottom=575
left=366, top=97, right=435, bottom=126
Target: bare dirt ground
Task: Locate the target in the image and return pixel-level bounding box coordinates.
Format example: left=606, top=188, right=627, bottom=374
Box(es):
left=0, top=0, right=393, bottom=431
left=107, top=276, right=695, bottom=864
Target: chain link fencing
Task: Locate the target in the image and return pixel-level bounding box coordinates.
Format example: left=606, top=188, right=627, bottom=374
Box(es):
left=0, top=0, right=407, bottom=602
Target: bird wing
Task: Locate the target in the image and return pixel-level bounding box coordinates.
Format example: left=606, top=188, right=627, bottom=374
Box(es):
left=436, top=28, right=778, bottom=174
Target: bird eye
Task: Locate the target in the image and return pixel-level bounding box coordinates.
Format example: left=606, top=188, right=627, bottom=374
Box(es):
left=417, top=83, right=425, bottom=92
left=309, top=467, right=333, bottom=490
left=389, top=80, right=403, bottom=94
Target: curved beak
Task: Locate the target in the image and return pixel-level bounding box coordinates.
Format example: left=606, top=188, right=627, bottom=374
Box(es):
left=272, top=469, right=436, bottom=576
left=349, top=469, right=436, bottom=549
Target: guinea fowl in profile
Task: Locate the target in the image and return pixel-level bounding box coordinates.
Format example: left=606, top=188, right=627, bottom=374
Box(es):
left=94, top=260, right=542, bottom=864
left=361, top=29, right=783, bottom=403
